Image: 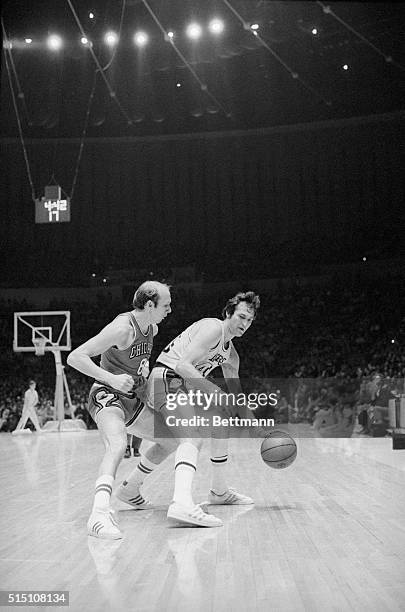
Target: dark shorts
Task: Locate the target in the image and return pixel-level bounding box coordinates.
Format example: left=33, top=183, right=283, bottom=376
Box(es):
left=88, top=382, right=145, bottom=428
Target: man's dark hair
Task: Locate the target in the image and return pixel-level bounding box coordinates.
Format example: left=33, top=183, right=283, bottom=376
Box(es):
left=222, top=291, right=260, bottom=319
left=132, top=281, right=170, bottom=310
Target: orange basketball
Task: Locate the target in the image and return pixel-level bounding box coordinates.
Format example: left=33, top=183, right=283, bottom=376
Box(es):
left=260, top=430, right=297, bottom=469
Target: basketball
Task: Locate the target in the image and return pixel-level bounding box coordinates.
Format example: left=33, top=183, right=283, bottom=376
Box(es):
left=260, top=431, right=297, bottom=469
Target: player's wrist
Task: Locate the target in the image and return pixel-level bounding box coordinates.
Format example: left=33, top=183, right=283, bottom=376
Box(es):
left=102, top=372, right=117, bottom=388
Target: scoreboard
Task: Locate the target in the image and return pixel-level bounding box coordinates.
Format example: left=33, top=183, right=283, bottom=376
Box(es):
left=34, top=185, right=71, bottom=224
left=35, top=197, right=71, bottom=223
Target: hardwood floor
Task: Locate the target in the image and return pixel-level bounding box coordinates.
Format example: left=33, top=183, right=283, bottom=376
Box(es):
left=1, top=430, right=405, bottom=611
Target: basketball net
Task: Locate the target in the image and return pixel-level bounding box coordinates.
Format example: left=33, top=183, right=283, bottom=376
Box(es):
left=33, top=337, right=47, bottom=356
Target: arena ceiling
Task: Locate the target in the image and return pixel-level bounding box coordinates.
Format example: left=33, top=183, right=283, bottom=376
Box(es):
left=1, top=1, right=405, bottom=138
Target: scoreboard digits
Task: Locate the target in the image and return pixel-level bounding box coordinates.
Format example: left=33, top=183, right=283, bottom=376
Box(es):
left=35, top=186, right=70, bottom=224
left=35, top=198, right=71, bottom=223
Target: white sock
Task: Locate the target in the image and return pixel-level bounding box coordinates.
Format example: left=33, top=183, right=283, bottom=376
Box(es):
left=210, top=437, right=229, bottom=495
left=173, top=442, right=198, bottom=507
left=93, top=475, right=114, bottom=511
left=121, top=456, right=157, bottom=493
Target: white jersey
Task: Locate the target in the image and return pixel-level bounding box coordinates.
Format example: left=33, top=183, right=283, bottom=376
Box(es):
left=157, top=318, right=232, bottom=378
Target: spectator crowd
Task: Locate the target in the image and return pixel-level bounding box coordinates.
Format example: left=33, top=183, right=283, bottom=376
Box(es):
left=1, top=272, right=403, bottom=436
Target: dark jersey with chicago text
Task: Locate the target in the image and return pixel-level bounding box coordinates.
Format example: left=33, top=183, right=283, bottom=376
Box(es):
left=88, top=312, right=154, bottom=426
left=99, top=312, right=153, bottom=393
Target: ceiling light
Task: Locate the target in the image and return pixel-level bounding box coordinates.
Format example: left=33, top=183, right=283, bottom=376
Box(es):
left=134, top=31, right=148, bottom=47
left=209, top=19, right=224, bottom=35
left=104, top=31, right=118, bottom=47
left=47, top=34, right=63, bottom=51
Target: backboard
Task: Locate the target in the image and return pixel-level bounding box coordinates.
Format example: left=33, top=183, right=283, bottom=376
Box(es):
left=13, top=311, right=71, bottom=353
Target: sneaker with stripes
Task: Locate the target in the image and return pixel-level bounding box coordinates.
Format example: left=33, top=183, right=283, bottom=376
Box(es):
left=207, top=487, right=254, bottom=505
left=167, top=502, right=223, bottom=527
left=87, top=509, right=123, bottom=539
left=115, top=481, right=155, bottom=510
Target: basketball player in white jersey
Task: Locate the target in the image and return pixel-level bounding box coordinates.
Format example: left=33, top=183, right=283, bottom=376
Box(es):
left=67, top=281, right=175, bottom=539
left=144, top=291, right=261, bottom=527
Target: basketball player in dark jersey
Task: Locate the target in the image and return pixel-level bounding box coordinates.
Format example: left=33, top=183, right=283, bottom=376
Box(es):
left=67, top=281, right=173, bottom=539
left=144, top=291, right=261, bottom=527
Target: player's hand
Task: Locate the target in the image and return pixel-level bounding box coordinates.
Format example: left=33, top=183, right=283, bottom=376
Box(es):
left=110, top=373, right=135, bottom=394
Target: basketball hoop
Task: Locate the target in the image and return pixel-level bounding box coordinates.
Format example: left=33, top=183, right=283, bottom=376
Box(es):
left=33, top=337, right=47, bottom=356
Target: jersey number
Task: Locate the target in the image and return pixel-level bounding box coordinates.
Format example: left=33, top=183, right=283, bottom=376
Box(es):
left=137, top=357, right=150, bottom=377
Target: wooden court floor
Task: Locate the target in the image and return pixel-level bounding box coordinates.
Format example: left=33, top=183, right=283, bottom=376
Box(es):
left=1, top=429, right=405, bottom=612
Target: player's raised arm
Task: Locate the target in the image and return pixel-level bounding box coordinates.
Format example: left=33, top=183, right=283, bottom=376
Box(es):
left=67, top=320, right=134, bottom=395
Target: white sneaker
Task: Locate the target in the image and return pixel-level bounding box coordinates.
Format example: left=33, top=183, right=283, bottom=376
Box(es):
left=115, top=482, right=155, bottom=510
left=87, top=509, right=123, bottom=539
left=207, top=487, right=254, bottom=505
left=167, top=502, right=223, bottom=527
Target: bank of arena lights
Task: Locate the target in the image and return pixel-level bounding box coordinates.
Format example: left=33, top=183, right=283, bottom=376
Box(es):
left=9, top=17, right=232, bottom=52
left=10, top=17, right=293, bottom=51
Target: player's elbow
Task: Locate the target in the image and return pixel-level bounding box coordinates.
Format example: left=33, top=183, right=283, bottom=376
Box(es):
left=67, top=350, right=80, bottom=369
